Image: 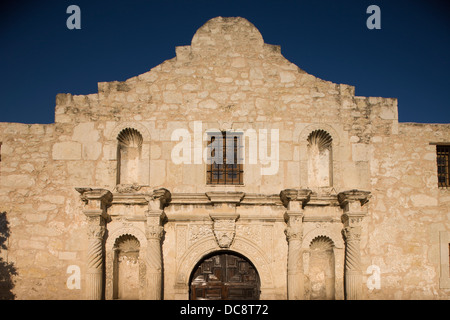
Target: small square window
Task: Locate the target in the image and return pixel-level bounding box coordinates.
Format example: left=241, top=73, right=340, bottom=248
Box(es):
left=206, top=132, right=243, bottom=185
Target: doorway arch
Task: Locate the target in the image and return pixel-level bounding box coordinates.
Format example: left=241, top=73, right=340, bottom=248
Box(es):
left=189, top=251, right=261, bottom=300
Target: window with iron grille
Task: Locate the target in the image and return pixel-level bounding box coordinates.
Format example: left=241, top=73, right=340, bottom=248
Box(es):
left=206, top=132, right=243, bottom=185
left=437, top=145, right=450, bottom=188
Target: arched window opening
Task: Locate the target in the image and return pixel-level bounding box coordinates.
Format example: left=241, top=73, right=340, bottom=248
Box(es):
left=113, top=234, right=141, bottom=300
left=307, top=130, right=333, bottom=188
left=117, top=128, right=143, bottom=185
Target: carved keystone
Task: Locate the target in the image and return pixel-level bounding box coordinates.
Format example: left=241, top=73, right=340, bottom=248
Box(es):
left=210, top=213, right=239, bottom=248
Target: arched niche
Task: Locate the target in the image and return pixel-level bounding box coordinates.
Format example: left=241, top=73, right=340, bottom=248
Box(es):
left=105, top=226, right=147, bottom=300
left=307, top=236, right=335, bottom=300
left=296, top=124, right=341, bottom=191
left=112, top=234, right=142, bottom=300
left=107, top=122, right=151, bottom=187
left=117, top=128, right=143, bottom=185
left=307, top=129, right=333, bottom=188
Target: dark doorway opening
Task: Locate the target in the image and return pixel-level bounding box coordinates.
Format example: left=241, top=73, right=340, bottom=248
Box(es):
left=189, top=251, right=260, bottom=300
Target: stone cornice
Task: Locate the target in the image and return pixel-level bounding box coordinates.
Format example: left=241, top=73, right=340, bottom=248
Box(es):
left=112, top=193, right=148, bottom=205
left=76, top=187, right=113, bottom=204
left=209, top=212, right=240, bottom=221
left=280, top=189, right=312, bottom=208
left=75, top=187, right=113, bottom=219
left=76, top=188, right=369, bottom=213
left=337, top=189, right=371, bottom=208
left=205, top=191, right=245, bottom=204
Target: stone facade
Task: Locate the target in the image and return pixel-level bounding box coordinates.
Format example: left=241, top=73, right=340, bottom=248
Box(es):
left=0, top=16, right=449, bottom=300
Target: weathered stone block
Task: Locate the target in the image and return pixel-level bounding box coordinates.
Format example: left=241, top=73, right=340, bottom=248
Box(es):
left=52, top=142, right=81, bottom=160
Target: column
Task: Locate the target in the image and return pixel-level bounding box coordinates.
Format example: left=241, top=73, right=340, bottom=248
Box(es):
left=76, top=188, right=112, bottom=300
left=86, top=216, right=106, bottom=300
left=280, top=189, right=311, bottom=300
left=144, top=188, right=171, bottom=300
left=338, top=189, right=371, bottom=300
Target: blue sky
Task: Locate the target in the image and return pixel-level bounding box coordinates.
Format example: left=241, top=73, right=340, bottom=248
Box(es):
left=1, top=0, right=449, bottom=124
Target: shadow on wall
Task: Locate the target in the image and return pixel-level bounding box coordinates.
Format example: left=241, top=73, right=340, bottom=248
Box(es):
left=0, top=212, right=17, bottom=300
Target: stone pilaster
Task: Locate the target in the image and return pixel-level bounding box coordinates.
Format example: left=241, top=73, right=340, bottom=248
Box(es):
left=76, top=188, right=112, bottom=300
left=338, top=189, right=371, bottom=300
left=144, top=188, right=171, bottom=300
left=280, top=189, right=311, bottom=300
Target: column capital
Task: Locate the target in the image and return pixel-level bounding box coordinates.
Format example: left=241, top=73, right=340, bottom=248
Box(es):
left=284, top=210, right=304, bottom=242
left=76, top=187, right=112, bottom=219
left=146, top=188, right=171, bottom=212
left=338, top=190, right=370, bottom=228
left=337, top=189, right=371, bottom=212
left=341, top=212, right=367, bottom=228
left=280, top=188, right=312, bottom=211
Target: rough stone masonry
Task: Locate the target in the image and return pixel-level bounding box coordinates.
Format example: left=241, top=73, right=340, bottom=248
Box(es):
left=0, top=16, right=449, bottom=300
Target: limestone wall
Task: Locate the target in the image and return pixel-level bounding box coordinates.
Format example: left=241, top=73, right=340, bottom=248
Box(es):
left=365, top=122, right=450, bottom=299
left=0, top=122, right=86, bottom=299
left=0, top=16, right=448, bottom=299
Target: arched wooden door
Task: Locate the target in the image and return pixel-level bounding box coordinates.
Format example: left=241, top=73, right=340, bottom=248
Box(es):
left=190, top=252, right=260, bottom=300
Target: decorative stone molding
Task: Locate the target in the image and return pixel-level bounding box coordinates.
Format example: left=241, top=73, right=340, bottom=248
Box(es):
left=296, top=123, right=341, bottom=146
left=115, top=183, right=142, bottom=193
left=112, top=193, right=148, bottom=205
left=205, top=191, right=245, bottom=204
left=107, top=121, right=151, bottom=142
left=168, top=192, right=282, bottom=209
left=210, top=213, right=239, bottom=248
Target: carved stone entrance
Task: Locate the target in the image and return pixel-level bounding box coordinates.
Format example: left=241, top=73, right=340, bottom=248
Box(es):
left=189, top=251, right=260, bottom=300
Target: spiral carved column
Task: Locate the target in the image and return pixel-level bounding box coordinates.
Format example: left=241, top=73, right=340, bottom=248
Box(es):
left=144, top=188, right=171, bottom=300
left=342, top=225, right=363, bottom=300
left=338, top=190, right=371, bottom=300
left=281, top=188, right=311, bottom=300
left=144, top=224, right=164, bottom=300
left=285, top=219, right=303, bottom=300
left=86, top=219, right=106, bottom=300
left=75, top=188, right=112, bottom=300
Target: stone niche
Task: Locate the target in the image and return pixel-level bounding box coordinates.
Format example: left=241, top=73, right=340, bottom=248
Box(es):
left=306, top=236, right=335, bottom=300
left=112, top=234, right=142, bottom=300
left=307, top=129, right=333, bottom=188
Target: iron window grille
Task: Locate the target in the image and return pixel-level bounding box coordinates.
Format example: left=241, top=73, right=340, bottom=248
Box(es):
left=437, top=145, right=450, bottom=188
left=206, top=132, right=243, bottom=185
